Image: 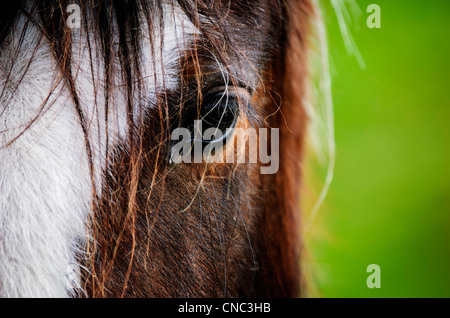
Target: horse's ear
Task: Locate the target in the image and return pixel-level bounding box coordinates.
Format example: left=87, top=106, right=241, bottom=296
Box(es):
left=256, top=0, right=314, bottom=297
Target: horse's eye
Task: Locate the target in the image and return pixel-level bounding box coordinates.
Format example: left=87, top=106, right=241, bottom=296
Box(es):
left=197, top=92, right=239, bottom=144
left=175, top=89, right=243, bottom=146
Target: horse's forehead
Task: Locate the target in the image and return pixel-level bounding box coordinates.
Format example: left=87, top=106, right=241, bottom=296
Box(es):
left=0, top=1, right=270, bottom=104
left=137, top=3, right=201, bottom=92
left=0, top=3, right=198, bottom=99
left=71, top=2, right=200, bottom=104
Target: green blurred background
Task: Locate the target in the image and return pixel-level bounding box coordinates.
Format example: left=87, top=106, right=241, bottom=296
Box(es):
left=303, top=0, right=450, bottom=297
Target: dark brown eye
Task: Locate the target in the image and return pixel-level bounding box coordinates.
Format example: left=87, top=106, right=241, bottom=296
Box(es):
left=198, top=92, right=239, bottom=144
left=173, top=90, right=240, bottom=147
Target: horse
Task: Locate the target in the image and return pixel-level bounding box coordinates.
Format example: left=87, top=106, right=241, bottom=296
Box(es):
left=0, top=0, right=318, bottom=297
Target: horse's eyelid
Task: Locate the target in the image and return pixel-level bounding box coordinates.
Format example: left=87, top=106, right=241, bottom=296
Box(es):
left=207, top=85, right=252, bottom=98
